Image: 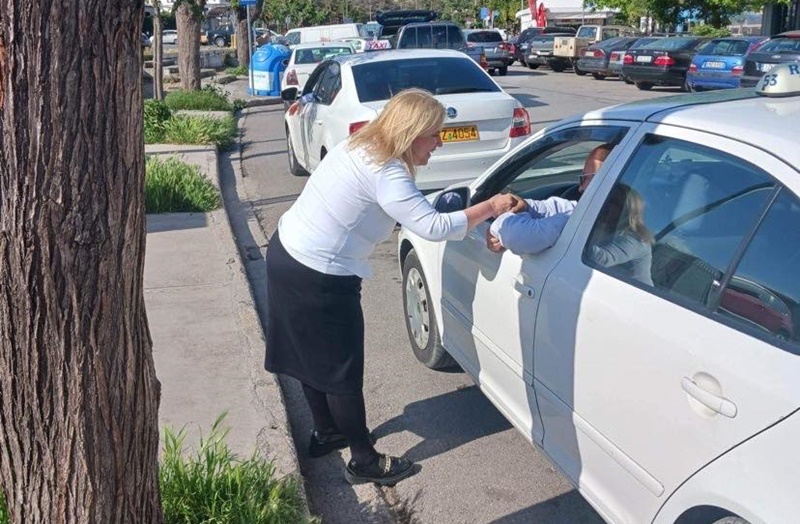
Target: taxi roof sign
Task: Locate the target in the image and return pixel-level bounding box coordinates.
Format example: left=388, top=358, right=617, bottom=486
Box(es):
left=755, top=62, right=800, bottom=97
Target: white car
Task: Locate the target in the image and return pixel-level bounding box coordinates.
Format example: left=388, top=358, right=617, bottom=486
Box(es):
left=282, top=49, right=532, bottom=190
left=280, top=42, right=354, bottom=94
left=161, top=29, right=178, bottom=45
left=399, top=64, right=800, bottom=524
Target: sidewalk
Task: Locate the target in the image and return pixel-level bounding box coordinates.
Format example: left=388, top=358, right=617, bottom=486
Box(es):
left=143, top=145, right=303, bottom=498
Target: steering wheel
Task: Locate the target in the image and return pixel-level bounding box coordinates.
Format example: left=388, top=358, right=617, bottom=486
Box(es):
left=559, top=184, right=581, bottom=201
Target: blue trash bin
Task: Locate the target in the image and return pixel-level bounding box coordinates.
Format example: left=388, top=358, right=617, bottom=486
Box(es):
left=249, top=44, right=290, bottom=96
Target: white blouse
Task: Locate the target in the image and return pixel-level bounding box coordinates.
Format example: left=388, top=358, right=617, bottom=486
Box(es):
left=278, top=141, right=469, bottom=278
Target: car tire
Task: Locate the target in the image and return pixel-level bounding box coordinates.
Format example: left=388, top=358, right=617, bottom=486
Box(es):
left=402, top=250, right=455, bottom=370
left=489, top=68, right=496, bottom=76
left=682, top=77, right=693, bottom=92
left=214, top=36, right=226, bottom=48
left=573, top=63, right=587, bottom=76
left=635, top=81, right=654, bottom=91
left=285, top=127, right=308, bottom=177
left=592, top=72, right=606, bottom=80
left=623, top=76, right=634, bottom=85
left=527, top=63, right=539, bottom=70
left=499, top=66, right=508, bottom=76
left=551, top=65, right=565, bottom=73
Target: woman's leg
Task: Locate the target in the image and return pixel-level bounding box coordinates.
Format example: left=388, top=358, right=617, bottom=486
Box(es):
left=327, top=391, right=378, bottom=466
left=301, top=383, right=338, bottom=435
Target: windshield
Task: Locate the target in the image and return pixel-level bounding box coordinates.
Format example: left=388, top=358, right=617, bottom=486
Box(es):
left=466, top=31, right=503, bottom=43
left=696, top=39, right=751, bottom=56
left=294, top=47, right=352, bottom=64
left=757, top=37, right=800, bottom=53
left=353, top=57, right=500, bottom=103
left=641, top=37, right=699, bottom=50
left=577, top=27, right=598, bottom=39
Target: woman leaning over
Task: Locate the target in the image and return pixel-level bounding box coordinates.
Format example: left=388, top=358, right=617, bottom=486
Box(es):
left=265, top=89, right=519, bottom=486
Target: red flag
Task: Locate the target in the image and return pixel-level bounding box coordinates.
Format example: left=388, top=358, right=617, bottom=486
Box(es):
left=528, top=0, right=537, bottom=19
left=537, top=3, right=547, bottom=27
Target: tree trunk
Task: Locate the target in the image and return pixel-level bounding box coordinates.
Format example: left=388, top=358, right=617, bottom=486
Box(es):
left=176, top=2, right=203, bottom=90
left=0, top=2, right=163, bottom=523
left=154, top=9, right=165, bottom=100
left=236, top=12, right=250, bottom=68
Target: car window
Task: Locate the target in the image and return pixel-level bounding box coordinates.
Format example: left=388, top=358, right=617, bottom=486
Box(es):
left=696, top=39, right=751, bottom=56
left=352, top=57, right=500, bottom=103
left=583, top=134, right=776, bottom=312
left=713, top=190, right=800, bottom=352
left=313, top=63, right=342, bottom=105
left=284, top=31, right=300, bottom=45
left=472, top=126, right=630, bottom=204
left=757, top=37, right=800, bottom=53
left=466, top=31, right=502, bottom=43
left=294, top=47, right=352, bottom=64
left=577, top=27, right=598, bottom=39
left=631, top=37, right=661, bottom=49
left=601, top=28, right=621, bottom=39
left=640, top=37, right=701, bottom=50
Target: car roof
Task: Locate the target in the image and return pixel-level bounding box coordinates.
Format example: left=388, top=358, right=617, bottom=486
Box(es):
left=333, top=48, right=471, bottom=65
left=292, top=41, right=355, bottom=50
left=565, top=89, right=800, bottom=166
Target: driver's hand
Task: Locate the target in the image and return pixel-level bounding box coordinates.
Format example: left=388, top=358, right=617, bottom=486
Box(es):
left=511, top=196, right=528, bottom=214
left=485, top=228, right=505, bottom=253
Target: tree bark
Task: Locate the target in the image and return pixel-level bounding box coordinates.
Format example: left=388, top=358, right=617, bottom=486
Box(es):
left=0, top=1, right=163, bottom=523
left=176, top=1, right=204, bottom=90
left=236, top=13, right=251, bottom=68
left=153, top=5, right=165, bottom=100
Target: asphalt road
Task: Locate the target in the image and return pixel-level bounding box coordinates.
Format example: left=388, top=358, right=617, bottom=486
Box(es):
left=234, top=64, right=680, bottom=524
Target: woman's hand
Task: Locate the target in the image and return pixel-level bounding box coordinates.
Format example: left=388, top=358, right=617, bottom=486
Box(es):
left=488, top=193, right=520, bottom=217
left=485, top=228, right=505, bottom=253
left=511, top=196, right=528, bottom=214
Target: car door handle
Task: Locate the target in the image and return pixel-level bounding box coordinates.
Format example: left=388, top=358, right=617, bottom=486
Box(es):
left=315, top=120, right=323, bottom=125
left=513, top=277, right=535, bottom=299
left=681, top=377, right=738, bottom=418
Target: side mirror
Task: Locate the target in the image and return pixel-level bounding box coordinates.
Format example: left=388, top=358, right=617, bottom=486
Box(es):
left=280, top=87, right=299, bottom=102
left=433, top=187, right=470, bottom=212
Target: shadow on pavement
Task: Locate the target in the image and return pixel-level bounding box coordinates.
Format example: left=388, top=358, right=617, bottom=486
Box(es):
left=488, top=491, right=604, bottom=524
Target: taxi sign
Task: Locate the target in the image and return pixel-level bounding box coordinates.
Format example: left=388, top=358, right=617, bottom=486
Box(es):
left=364, top=39, right=392, bottom=51
left=755, top=62, right=800, bottom=97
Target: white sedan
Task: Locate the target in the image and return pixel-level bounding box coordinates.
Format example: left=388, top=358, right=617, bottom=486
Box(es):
left=399, top=64, right=800, bottom=524
left=280, top=42, right=354, bottom=94
left=281, top=49, right=532, bottom=191
left=161, top=29, right=178, bottom=45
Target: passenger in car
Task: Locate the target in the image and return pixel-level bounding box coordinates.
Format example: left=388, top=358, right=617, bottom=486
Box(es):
left=486, top=144, right=613, bottom=255
left=585, top=184, right=654, bottom=286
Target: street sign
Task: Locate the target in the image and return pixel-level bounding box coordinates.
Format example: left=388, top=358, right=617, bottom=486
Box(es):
left=240, top=0, right=257, bottom=6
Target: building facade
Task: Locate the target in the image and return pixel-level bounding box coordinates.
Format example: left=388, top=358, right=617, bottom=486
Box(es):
left=762, top=0, right=800, bottom=34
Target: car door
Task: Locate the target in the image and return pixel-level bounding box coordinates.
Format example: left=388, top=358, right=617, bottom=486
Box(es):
left=438, top=123, right=634, bottom=447
left=289, top=62, right=330, bottom=170
left=534, top=124, right=800, bottom=524
left=302, top=62, right=343, bottom=170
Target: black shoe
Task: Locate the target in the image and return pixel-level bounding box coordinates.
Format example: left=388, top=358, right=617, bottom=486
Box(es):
left=308, top=430, right=377, bottom=458
left=344, top=454, right=415, bottom=486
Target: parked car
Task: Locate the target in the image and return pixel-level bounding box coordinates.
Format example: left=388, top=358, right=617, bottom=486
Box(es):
left=613, top=37, right=663, bottom=83
left=741, top=30, right=800, bottom=88
left=577, top=36, right=640, bottom=79
left=280, top=49, right=531, bottom=190
left=205, top=26, right=235, bottom=47
left=395, top=22, right=486, bottom=70
left=514, top=26, right=576, bottom=68
left=462, top=29, right=512, bottom=76
left=622, top=36, right=709, bottom=91
left=561, top=24, right=641, bottom=75
left=280, top=42, right=355, bottom=93
left=160, top=29, right=178, bottom=45
left=282, top=23, right=366, bottom=46
left=398, top=63, right=800, bottom=524
left=375, top=9, right=438, bottom=38
left=686, top=37, right=766, bottom=91
left=526, top=34, right=576, bottom=72
left=141, top=32, right=151, bottom=48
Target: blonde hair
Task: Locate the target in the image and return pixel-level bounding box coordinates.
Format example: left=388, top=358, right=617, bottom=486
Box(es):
left=348, top=88, right=445, bottom=177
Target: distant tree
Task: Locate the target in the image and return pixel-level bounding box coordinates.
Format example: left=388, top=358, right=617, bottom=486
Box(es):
left=0, top=1, right=163, bottom=522
left=588, top=0, right=791, bottom=29
left=150, top=0, right=165, bottom=100
left=175, top=0, right=206, bottom=90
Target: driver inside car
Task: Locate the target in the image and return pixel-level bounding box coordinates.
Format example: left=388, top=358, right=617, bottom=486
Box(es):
left=486, top=143, right=613, bottom=254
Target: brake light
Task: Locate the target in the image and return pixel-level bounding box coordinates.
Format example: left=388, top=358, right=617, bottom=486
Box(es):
left=349, top=121, right=368, bottom=135
left=510, top=107, right=531, bottom=138
left=610, top=51, right=621, bottom=61
left=654, top=56, right=675, bottom=67
left=731, top=65, right=743, bottom=75
left=479, top=53, right=489, bottom=70
left=286, top=69, right=298, bottom=86
left=623, top=54, right=633, bottom=65
left=499, top=42, right=511, bottom=51
left=593, top=49, right=605, bottom=58
left=689, top=63, right=697, bottom=72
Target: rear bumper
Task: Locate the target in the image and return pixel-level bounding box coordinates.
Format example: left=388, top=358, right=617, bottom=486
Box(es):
left=686, top=72, right=742, bottom=90
left=609, top=62, right=624, bottom=75
left=622, top=65, right=686, bottom=86
left=528, top=55, right=570, bottom=68
left=576, top=59, right=611, bottom=74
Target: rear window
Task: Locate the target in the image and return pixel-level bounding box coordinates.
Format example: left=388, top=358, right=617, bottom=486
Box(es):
left=757, top=37, right=800, bottom=53
left=352, top=57, right=501, bottom=103
left=294, top=47, right=352, bottom=64
left=696, top=39, right=751, bottom=56
left=597, top=37, right=625, bottom=49
left=466, top=31, right=503, bottom=43
left=398, top=25, right=465, bottom=49
left=630, top=37, right=660, bottom=49
left=641, top=37, right=700, bottom=50
left=577, top=27, right=598, bottom=39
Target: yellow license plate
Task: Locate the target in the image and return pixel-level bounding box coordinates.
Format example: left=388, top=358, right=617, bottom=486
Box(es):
left=440, top=125, right=479, bottom=143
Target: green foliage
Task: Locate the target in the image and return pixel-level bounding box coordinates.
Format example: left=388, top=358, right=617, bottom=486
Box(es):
left=162, top=114, right=238, bottom=150
left=145, top=156, right=221, bottom=213
left=0, top=490, right=8, bottom=524
left=224, top=53, right=238, bottom=68
left=160, top=415, right=316, bottom=524
left=585, top=0, right=790, bottom=28
left=226, top=65, right=249, bottom=76
left=691, top=24, right=732, bottom=36
left=165, top=85, right=234, bottom=112
left=144, top=99, right=174, bottom=143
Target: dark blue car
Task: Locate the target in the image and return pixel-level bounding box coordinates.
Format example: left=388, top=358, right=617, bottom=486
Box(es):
left=686, top=36, right=765, bottom=91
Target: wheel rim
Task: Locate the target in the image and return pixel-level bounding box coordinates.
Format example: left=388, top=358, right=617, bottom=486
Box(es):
left=405, top=267, right=430, bottom=349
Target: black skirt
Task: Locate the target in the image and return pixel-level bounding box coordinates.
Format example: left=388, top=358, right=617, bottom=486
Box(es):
left=264, top=231, right=365, bottom=395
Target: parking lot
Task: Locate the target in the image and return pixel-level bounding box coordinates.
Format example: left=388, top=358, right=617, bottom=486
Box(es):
left=233, top=65, right=682, bottom=524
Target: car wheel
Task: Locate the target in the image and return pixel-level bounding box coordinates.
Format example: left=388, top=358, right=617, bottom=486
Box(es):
left=592, top=72, right=606, bottom=80
left=527, top=62, right=539, bottom=70
left=499, top=66, right=508, bottom=76
left=214, top=36, right=226, bottom=48
left=402, top=250, right=455, bottom=370
left=285, top=127, right=308, bottom=177
left=682, top=77, right=694, bottom=92
left=489, top=68, right=496, bottom=76
left=573, top=63, right=587, bottom=76
left=623, top=76, right=634, bottom=85
left=635, top=81, right=654, bottom=91
left=551, top=65, right=565, bottom=73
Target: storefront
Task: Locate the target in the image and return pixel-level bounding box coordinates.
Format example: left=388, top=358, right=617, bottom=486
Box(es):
left=763, top=0, right=800, bottom=34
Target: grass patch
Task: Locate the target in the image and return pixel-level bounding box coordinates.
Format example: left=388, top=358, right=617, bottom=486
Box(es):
left=145, top=156, right=221, bottom=214
left=144, top=99, right=173, bottom=143
left=226, top=65, right=248, bottom=76
left=165, top=85, right=234, bottom=112
left=161, top=415, right=316, bottom=524
left=161, top=114, right=237, bottom=150
left=0, top=491, right=7, bottom=524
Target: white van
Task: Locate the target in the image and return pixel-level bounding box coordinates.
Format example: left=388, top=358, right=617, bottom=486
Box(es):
left=283, top=24, right=366, bottom=46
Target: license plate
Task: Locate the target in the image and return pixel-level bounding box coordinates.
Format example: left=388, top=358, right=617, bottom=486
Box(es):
left=759, top=62, right=775, bottom=72
left=703, top=61, right=725, bottom=69
left=440, top=125, right=479, bottom=143
left=636, top=55, right=652, bottom=63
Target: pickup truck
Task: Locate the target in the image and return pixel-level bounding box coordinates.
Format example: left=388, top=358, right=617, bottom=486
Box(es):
left=553, top=24, right=640, bottom=75
left=462, top=29, right=511, bottom=76
left=395, top=23, right=487, bottom=71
